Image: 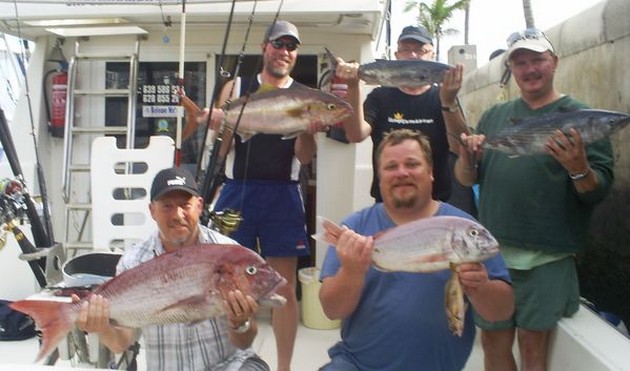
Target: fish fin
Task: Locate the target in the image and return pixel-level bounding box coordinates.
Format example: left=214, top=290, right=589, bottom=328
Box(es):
left=238, top=132, right=255, bottom=142
left=323, top=47, right=339, bottom=70
left=10, top=300, right=76, bottom=361
left=256, top=83, right=278, bottom=94
left=312, top=216, right=343, bottom=245
left=280, top=132, right=301, bottom=140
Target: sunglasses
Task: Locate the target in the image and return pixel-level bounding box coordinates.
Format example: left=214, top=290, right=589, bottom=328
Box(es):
left=506, top=28, right=550, bottom=47
left=270, top=39, right=299, bottom=52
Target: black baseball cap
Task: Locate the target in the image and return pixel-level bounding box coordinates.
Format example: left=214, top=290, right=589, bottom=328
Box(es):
left=150, top=167, right=199, bottom=201
left=398, top=25, right=433, bottom=45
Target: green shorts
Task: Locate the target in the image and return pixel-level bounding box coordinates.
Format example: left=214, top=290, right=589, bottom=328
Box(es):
left=475, top=256, right=579, bottom=331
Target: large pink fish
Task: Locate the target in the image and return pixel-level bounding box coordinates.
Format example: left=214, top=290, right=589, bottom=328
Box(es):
left=315, top=215, right=499, bottom=272
left=11, top=244, right=286, bottom=361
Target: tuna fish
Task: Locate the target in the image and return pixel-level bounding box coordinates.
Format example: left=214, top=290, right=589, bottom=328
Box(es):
left=484, top=109, right=630, bottom=156
left=178, top=86, right=353, bottom=142
left=10, top=244, right=287, bottom=361
left=325, top=47, right=453, bottom=88
left=223, top=86, right=353, bottom=141
left=315, top=215, right=499, bottom=273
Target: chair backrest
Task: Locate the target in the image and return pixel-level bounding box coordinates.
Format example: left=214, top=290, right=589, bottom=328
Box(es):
left=91, top=136, right=174, bottom=250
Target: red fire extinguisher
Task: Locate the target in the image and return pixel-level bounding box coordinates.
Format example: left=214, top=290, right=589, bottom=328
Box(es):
left=50, top=71, right=67, bottom=138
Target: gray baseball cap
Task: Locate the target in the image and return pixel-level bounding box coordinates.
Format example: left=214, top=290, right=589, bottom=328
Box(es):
left=264, top=20, right=301, bottom=43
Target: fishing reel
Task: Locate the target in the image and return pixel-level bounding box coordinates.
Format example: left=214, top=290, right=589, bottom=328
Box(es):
left=208, top=208, right=243, bottom=236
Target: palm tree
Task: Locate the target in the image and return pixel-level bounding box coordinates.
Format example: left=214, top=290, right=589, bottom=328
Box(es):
left=404, top=0, right=470, bottom=60
left=522, top=0, right=536, bottom=28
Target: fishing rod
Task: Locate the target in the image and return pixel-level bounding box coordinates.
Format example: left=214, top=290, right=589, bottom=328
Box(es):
left=0, top=108, right=51, bottom=250
left=0, top=193, right=47, bottom=287
left=197, top=1, right=285, bottom=225
left=174, top=0, right=187, bottom=166
left=6, top=1, right=55, bottom=247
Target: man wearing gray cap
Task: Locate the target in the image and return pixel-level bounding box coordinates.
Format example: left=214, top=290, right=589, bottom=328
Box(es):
left=455, top=28, right=614, bottom=371
left=207, top=20, right=326, bottom=371
left=333, top=25, right=471, bottom=212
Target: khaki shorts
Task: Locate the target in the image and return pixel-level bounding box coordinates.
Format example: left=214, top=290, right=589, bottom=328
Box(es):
left=475, top=256, right=579, bottom=331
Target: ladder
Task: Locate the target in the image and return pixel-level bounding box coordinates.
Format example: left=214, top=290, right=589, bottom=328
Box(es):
left=61, top=35, right=143, bottom=257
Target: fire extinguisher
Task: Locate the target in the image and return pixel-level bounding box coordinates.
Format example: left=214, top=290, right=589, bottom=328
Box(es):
left=49, top=71, right=67, bottom=138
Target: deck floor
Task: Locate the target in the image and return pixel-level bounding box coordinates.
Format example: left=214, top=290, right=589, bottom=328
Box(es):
left=0, top=311, right=484, bottom=370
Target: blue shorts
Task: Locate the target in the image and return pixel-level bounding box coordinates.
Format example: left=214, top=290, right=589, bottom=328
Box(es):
left=214, top=179, right=310, bottom=257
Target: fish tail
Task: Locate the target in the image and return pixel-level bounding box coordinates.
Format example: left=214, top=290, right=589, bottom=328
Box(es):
left=311, top=216, right=342, bottom=245
left=10, top=300, right=76, bottom=361
left=323, top=47, right=338, bottom=70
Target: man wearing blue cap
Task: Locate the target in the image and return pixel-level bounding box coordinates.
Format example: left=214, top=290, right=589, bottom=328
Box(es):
left=333, top=25, right=472, bottom=212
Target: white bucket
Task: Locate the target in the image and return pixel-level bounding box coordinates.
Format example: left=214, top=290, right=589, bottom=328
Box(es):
left=298, top=267, right=340, bottom=330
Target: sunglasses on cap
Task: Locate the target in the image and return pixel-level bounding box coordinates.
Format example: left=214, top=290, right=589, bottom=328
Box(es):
left=506, top=27, right=550, bottom=47
left=269, top=39, right=299, bottom=52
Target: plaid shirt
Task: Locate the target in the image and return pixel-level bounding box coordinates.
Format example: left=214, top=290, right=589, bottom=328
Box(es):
left=116, top=226, right=257, bottom=371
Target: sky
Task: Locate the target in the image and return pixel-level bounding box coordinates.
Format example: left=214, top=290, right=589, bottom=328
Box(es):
left=390, top=0, right=605, bottom=65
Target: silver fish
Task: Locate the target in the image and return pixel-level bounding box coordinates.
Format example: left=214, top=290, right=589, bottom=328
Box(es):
left=484, top=109, right=630, bottom=155
left=315, top=215, right=499, bottom=273
left=325, top=47, right=452, bottom=88
left=223, top=86, right=353, bottom=141
left=10, top=244, right=287, bottom=361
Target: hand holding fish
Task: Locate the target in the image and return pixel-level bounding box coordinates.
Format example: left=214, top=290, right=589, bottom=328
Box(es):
left=334, top=226, right=374, bottom=277
left=439, top=64, right=464, bottom=105
left=334, top=57, right=360, bottom=85
left=223, top=289, right=258, bottom=331
left=456, top=262, right=490, bottom=294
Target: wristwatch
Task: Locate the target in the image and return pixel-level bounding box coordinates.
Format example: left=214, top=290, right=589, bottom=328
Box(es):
left=441, top=103, right=459, bottom=113
left=232, top=319, right=251, bottom=334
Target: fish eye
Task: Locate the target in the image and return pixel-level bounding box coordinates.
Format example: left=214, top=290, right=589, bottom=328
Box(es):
left=469, top=228, right=479, bottom=237
left=327, top=103, right=336, bottom=110
left=246, top=266, right=258, bottom=275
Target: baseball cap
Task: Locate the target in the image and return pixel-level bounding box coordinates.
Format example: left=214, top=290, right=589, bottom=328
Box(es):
left=150, top=167, right=199, bottom=201
left=398, top=25, right=433, bottom=45
left=506, top=28, right=555, bottom=59
left=264, top=20, right=301, bottom=44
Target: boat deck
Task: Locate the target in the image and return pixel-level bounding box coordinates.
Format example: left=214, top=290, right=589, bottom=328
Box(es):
left=0, top=311, right=484, bottom=370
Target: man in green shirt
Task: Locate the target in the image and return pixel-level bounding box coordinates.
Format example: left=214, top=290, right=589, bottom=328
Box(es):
left=455, top=28, right=614, bottom=371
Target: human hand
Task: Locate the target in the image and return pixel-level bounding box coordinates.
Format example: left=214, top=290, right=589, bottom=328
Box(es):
left=458, top=133, right=485, bottom=168
left=75, top=294, right=111, bottom=334
left=335, top=226, right=373, bottom=277
left=440, top=64, right=464, bottom=105
left=456, top=262, right=489, bottom=294
left=334, top=57, right=360, bottom=86
left=545, top=128, right=589, bottom=175
left=197, top=108, right=225, bottom=132
left=222, top=290, right=258, bottom=330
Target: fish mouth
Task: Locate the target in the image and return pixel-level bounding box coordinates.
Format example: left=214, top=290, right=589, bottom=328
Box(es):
left=258, top=276, right=288, bottom=308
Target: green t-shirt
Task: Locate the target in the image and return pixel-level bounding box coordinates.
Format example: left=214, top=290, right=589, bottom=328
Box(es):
left=476, top=96, right=614, bottom=260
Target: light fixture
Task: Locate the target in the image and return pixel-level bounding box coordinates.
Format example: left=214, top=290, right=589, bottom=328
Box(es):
left=46, top=37, right=67, bottom=65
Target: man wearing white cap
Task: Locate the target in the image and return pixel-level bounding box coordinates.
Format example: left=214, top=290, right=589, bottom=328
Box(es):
left=455, top=28, right=614, bottom=371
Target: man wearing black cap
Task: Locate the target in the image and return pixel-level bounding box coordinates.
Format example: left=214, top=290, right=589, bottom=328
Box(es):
left=76, top=167, right=270, bottom=371
left=455, top=28, right=614, bottom=371
left=202, top=20, right=326, bottom=371
left=334, top=25, right=471, bottom=210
